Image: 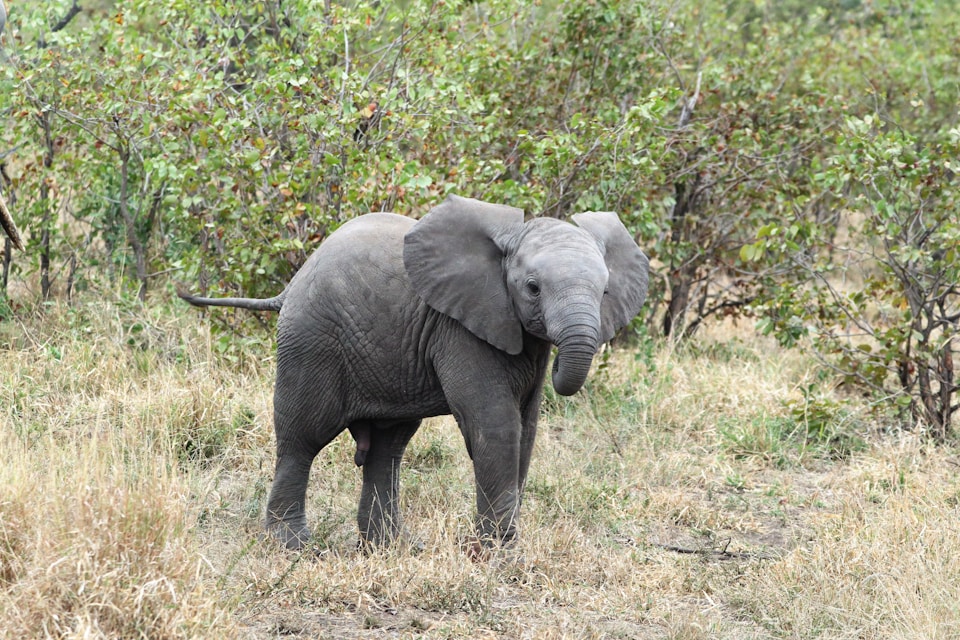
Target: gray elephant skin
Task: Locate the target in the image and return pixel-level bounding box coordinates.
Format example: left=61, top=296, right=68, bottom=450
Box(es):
left=179, top=195, right=649, bottom=552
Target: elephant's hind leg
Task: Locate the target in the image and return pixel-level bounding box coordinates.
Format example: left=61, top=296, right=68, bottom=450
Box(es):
left=264, top=445, right=318, bottom=550
left=266, top=346, right=353, bottom=550
left=356, top=419, right=422, bottom=549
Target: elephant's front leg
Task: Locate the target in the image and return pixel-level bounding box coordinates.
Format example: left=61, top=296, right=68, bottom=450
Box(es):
left=466, top=407, right=524, bottom=549
left=518, top=384, right=544, bottom=500
left=356, top=419, right=421, bottom=548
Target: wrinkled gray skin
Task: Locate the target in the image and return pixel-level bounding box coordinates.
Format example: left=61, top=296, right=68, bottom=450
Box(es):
left=180, top=195, right=649, bottom=551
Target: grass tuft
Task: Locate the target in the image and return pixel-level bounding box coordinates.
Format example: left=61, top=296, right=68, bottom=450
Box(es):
left=0, top=427, right=233, bottom=637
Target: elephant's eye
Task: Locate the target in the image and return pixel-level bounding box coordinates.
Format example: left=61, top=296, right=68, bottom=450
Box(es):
left=526, top=280, right=541, bottom=296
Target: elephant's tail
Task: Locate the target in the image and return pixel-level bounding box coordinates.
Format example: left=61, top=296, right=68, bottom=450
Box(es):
left=177, top=289, right=286, bottom=312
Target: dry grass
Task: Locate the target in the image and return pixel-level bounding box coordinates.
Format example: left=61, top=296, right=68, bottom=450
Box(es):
left=1, top=300, right=959, bottom=638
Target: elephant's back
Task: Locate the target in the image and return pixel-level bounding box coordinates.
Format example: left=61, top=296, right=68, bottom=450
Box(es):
left=282, top=212, right=414, bottom=312
left=320, top=212, right=414, bottom=257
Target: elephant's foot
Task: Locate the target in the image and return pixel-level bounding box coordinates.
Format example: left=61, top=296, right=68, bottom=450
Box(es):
left=462, top=535, right=524, bottom=566
left=357, top=524, right=424, bottom=554
left=358, top=503, right=405, bottom=550
left=464, top=536, right=489, bottom=562
left=265, top=518, right=312, bottom=551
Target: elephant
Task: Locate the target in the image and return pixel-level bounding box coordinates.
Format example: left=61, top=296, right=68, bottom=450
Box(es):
left=179, top=195, right=649, bottom=552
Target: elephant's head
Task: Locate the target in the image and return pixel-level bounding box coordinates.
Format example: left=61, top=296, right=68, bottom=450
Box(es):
left=403, top=195, right=649, bottom=396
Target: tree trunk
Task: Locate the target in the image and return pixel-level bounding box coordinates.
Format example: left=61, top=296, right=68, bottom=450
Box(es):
left=939, top=346, right=954, bottom=436
left=2, top=237, right=10, bottom=295
left=663, top=276, right=692, bottom=340
left=1, top=165, right=16, bottom=296
left=118, top=147, right=148, bottom=302
left=662, top=177, right=703, bottom=338
left=40, top=185, right=51, bottom=300
left=40, top=111, right=54, bottom=301
left=65, top=252, right=78, bottom=305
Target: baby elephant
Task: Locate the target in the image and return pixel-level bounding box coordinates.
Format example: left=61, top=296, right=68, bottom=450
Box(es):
left=180, top=195, right=649, bottom=552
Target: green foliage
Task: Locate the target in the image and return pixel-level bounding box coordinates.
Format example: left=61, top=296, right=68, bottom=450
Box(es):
left=2, top=1, right=660, bottom=309
left=719, top=414, right=798, bottom=468
left=756, top=115, right=959, bottom=439
left=719, top=406, right=863, bottom=468
left=737, top=3, right=960, bottom=438
left=2, top=0, right=958, bottom=434
left=784, top=383, right=867, bottom=460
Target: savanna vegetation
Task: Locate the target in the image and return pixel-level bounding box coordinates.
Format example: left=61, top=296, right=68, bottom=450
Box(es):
left=1, top=0, right=958, bottom=637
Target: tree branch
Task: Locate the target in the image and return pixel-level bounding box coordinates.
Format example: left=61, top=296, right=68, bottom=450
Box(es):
left=51, top=0, right=82, bottom=33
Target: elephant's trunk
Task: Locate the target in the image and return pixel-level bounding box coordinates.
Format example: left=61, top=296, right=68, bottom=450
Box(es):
left=550, top=309, right=601, bottom=396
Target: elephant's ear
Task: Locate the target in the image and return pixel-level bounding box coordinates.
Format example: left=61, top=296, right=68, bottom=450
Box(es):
left=404, top=195, right=526, bottom=354
left=572, top=211, right=650, bottom=343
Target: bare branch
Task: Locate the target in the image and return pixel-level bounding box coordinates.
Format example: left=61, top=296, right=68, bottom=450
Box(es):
left=677, top=71, right=701, bottom=129
left=51, top=0, right=82, bottom=34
